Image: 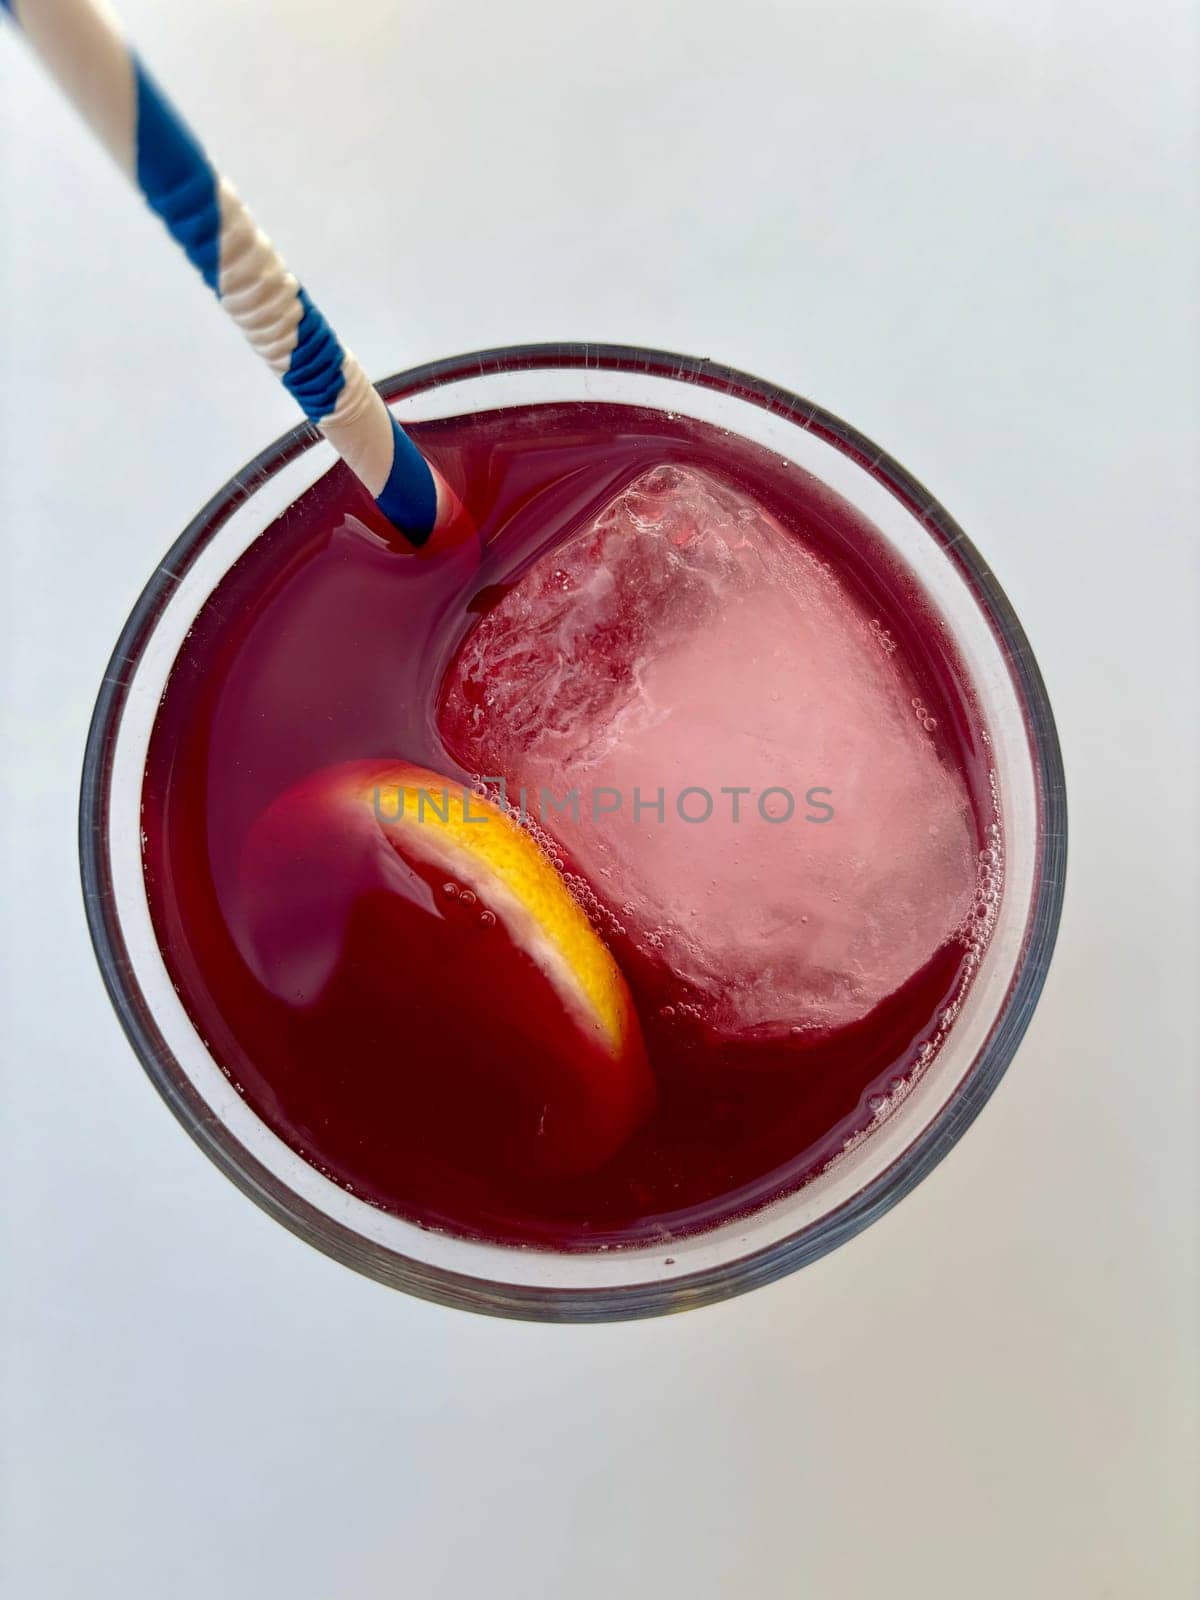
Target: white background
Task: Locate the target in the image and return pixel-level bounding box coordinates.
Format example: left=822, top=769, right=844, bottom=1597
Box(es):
left=2, top=1, right=1197, bottom=1594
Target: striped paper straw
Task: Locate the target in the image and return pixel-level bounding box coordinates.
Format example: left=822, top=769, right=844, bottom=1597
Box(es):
left=2, top=0, right=453, bottom=547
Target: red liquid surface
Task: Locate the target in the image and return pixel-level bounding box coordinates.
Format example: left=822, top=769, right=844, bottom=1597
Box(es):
left=142, top=403, right=995, bottom=1248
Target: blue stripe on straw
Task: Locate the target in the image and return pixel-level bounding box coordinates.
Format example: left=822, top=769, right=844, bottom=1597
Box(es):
left=282, top=290, right=346, bottom=421
left=376, top=415, right=437, bottom=543
left=133, top=61, right=220, bottom=289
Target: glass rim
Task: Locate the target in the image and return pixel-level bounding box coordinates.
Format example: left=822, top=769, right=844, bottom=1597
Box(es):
left=78, top=341, right=1068, bottom=1321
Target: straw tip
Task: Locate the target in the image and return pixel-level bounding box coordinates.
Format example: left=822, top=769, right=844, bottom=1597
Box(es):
left=410, top=465, right=480, bottom=565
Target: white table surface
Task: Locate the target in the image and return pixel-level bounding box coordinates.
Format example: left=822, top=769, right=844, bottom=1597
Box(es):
left=2, top=2, right=1197, bottom=1595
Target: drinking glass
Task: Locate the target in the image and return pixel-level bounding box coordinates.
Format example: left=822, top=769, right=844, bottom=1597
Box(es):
left=80, top=344, right=1067, bottom=1320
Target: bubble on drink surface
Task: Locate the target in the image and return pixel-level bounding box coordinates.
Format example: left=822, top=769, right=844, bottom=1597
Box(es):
left=957, top=791, right=1005, bottom=955
left=869, top=618, right=898, bottom=655
left=441, top=465, right=986, bottom=1040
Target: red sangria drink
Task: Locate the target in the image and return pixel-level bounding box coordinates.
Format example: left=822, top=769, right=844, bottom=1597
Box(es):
left=83, top=349, right=1065, bottom=1316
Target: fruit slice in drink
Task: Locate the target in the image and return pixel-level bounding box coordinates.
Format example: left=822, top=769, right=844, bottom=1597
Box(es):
left=237, top=760, right=654, bottom=1175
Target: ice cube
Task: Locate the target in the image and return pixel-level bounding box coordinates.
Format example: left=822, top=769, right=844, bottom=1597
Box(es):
left=439, top=465, right=977, bottom=1039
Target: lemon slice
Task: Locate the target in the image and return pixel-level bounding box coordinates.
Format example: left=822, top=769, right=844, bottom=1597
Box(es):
left=359, top=763, right=631, bottom=1054
left=239, top=759, right=653, bottom=1173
